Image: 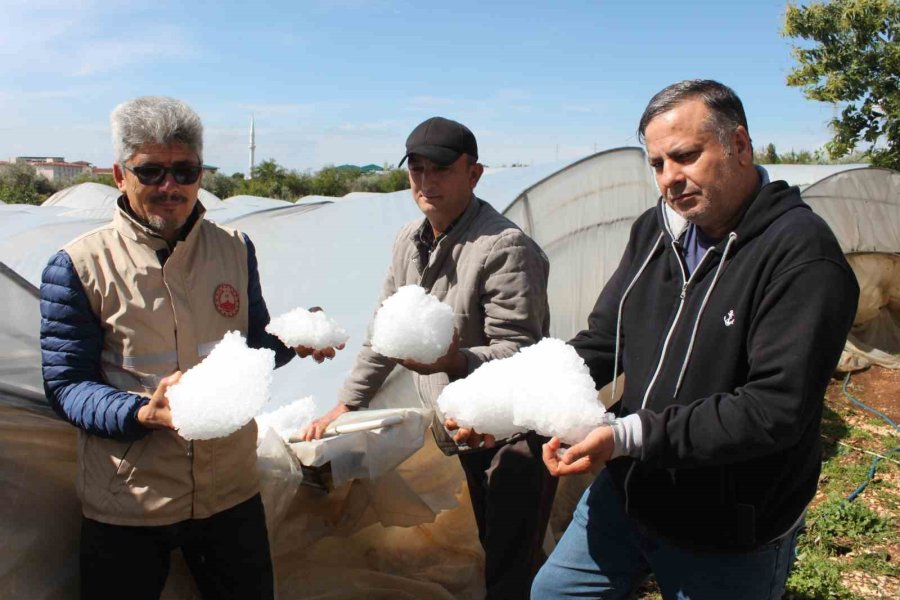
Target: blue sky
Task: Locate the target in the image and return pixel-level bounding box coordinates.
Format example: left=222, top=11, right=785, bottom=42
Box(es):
left=1, top=0, right=833, bottom=174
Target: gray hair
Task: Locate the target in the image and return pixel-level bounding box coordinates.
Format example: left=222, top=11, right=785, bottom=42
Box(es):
left=637, top=80, right=750, bottom=152
left=110, top=96, right=203, bottom=164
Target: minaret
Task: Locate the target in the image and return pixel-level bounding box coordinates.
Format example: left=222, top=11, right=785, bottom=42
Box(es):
left=246, top=115, right=256, bottom=180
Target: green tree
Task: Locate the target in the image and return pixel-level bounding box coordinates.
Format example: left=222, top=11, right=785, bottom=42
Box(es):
left=754, top=143, right=782, bottom=164
left=310, top=166, right=354, bottom=197
left=225, top=160, right=408, bottom=202
left=202, top=171, right=238, bottom=199
left=350, top=169, right=411, bottom=193
left=233, top=159, right=300, bottom=200
left=282, top=171, right=312, bottom=198
left=71, top=172, right=116, bottom=187
left=783, top=0, right=900, bottom=169
left=0, top=162, right=55, bottom=205
left=777, top=148, right=828, bottom=164
left=251, top=159, right=285, bottom=182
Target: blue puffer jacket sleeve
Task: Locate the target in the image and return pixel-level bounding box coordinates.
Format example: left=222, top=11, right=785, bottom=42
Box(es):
left=244, top=235, right=295, bottom=368
left=40, top=250, right=149, bottom=440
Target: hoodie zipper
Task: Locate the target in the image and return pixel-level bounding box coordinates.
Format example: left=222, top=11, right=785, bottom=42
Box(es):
left=672, top=232, right=738, bottom=397
left=639, top=235, right=718, bottom=410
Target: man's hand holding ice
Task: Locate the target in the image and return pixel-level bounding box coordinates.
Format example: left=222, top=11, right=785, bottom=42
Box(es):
left=542, top=426, right=614, bottom=477
left=136, top=372, right=182, bottom=430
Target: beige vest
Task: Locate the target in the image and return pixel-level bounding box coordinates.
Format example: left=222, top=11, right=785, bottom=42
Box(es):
left=64, top=202, right=258, bottom=526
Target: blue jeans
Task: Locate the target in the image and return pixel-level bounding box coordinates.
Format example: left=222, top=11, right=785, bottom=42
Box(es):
left=532, top=471, right=801, bottom=599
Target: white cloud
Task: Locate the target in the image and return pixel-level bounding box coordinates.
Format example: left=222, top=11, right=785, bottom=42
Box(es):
left=0, top=3, right=198, bottom=77
left=72, top=32, right=197, bottom=77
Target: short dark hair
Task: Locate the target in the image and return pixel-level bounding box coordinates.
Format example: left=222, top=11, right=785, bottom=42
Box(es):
left=638, top=80, right=749, bottom=150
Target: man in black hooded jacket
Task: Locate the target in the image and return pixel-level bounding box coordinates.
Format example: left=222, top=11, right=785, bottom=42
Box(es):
left=532, top=80, right=859, bottom=599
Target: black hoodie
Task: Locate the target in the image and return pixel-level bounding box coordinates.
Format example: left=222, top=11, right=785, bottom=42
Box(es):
left=570, top=180, right=859, bottom=550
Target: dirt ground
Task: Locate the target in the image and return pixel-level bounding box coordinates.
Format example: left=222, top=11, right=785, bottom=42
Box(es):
left=828, top=367, right=900, bottom=424
left=823, top=366, right=900, bottom=600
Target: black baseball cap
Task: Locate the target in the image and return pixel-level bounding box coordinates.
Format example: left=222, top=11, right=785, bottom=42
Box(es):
left=399, top=116, right=478, bottom=167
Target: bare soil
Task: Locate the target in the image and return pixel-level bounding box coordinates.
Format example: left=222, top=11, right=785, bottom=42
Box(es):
left=824, top=366, right=900, bottom=599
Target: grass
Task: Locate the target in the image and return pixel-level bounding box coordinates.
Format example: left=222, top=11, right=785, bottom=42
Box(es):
left=784, top=379, right=898, bottom=600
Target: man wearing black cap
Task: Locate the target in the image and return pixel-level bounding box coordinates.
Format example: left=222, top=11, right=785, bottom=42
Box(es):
left=305, top=117, right=557, bottom=599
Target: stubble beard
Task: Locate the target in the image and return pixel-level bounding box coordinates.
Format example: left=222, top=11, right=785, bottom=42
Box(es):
left=145, top=193, right=190, bottom=236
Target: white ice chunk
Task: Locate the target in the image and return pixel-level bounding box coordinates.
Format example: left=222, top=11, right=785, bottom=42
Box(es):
left=266, top=307, right=349, bottom=349
left=255, top=396, right=316, bottom=443
left=167, top=331, right=275, bottom=440
left=437, top=338, right=609, bottom=444
left=371, top=285, right=454, bottom=364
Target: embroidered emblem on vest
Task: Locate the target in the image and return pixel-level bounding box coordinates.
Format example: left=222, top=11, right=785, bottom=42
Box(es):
left=724, top=309, right=736, bottom=327
left=214, top=283, right=240, bottom=318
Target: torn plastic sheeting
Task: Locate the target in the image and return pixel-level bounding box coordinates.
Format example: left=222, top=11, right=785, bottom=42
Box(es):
left=269, top=436, right=484, bottom=600
left=257, top=428, right=305, bottom=533
left=290, top=408, right=432, bottom=487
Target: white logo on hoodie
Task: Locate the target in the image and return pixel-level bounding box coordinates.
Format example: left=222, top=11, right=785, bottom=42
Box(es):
left=724, top=310, right=736, bottom=327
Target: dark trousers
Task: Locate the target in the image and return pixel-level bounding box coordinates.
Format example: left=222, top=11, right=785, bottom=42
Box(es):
left=80, top=494, right=274, bottom=600
left=458, top=431, right=558, bottom=600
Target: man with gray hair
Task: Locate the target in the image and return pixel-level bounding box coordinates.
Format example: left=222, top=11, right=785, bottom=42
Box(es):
left=39, top=96, right=332, bottom=599
left=532, top=80, right=858, bottom=598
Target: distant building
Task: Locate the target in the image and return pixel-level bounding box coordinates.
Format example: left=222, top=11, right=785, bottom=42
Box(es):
left=10, top=157, right=93, bottom=181
left=12, top=156, right=65, bottom=164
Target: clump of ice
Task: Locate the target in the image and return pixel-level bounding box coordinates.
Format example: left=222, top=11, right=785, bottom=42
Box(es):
left=255, top=396, right=316, bottom=443
left=371, top=285, right=454, bottom=364
left=266, top=307, right=349, bottom=349
left=437, top=338, right=609, bottom=444
left=167, top=331, right=275, bottom=440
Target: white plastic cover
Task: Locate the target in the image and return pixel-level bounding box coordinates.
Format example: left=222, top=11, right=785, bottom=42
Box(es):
left=0, top=264, right=44, bottom=403
left=802, top=167, right=900, bottom=254
left=760, top=163, right=869, bottom=191
left=290, top=408, right=432, bottom=486
left=801, top=168, right=900, bottom=370
left=502, top=148, right=659, bottom=340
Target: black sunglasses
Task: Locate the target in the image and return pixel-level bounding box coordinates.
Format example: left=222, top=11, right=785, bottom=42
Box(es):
left=124, top=163, right=203, bottom=185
